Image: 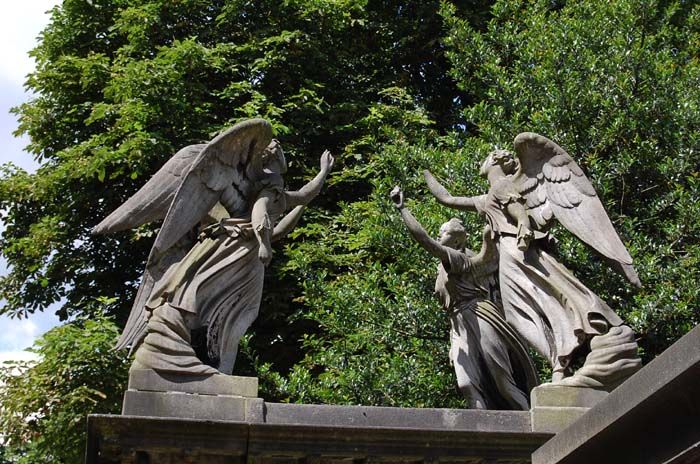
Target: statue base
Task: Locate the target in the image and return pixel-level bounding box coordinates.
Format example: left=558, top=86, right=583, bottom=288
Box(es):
left=530, top=383, right=608, bottom=433
left=122, top=369, right=262, bottom=422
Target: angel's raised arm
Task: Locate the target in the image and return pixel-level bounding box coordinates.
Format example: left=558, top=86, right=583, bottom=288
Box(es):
left=286, top=150, right=334, bottom=208
left=390, top=186, right=450, bottom=263
left=423, top=170, right=479, bottom=212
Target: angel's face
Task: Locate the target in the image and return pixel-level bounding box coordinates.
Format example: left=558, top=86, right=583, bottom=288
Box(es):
left=479, top=154, right=494, bottom=178
left=263, top=141, right=287, bottom=175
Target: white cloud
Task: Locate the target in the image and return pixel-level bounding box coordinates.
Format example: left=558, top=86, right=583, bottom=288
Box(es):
left=0, top=1, right=61, bottom=87
left=0, top=349, right=38, bottom=364
left=0, top=316, right=39, bottom=352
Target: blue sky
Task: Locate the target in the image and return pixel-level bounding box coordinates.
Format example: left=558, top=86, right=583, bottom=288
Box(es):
left=0, top=0, right=62, bottom=362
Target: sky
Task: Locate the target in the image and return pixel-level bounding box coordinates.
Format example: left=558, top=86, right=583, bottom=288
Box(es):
left=0, top=0, right=63, bottom=363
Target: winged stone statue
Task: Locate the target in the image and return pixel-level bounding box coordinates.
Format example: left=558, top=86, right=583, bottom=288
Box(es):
left=391, top=186, right=538, bottom=410
left=424, top=132, right=641, bottom=391
left=94, top=118, right=334, bottom=376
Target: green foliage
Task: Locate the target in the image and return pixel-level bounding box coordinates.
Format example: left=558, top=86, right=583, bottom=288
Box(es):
left=0, top=315, right=129, bottom=464
left=442, top=0, right=700, bottom=359
left=0, top=0, right=697, bottom=440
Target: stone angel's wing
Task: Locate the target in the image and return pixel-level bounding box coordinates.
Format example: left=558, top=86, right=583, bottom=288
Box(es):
left=151, top=118, right=273, bottom=256
left=95, top=118, right=273, bottom=351
left=92, top=144, right=205, bottom=234
left=513, top=132, right=641, bottom=287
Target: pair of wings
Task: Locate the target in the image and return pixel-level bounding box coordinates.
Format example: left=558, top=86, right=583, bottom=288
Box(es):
left=93, top=119, right=273, bottom=351
left=512, top=132, right=640, bottom=287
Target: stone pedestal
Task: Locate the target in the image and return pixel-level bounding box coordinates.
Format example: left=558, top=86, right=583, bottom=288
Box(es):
left=122, top=369, right=263, bottom=422
left=530, top=383, right=608, bottom=433
left=532, top=324, right=700, bottom=464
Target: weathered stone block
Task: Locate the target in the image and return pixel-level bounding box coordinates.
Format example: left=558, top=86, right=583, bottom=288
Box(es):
left=128, top=368, right=258, bottom=397
left=529, top=384, right=607, bottom=434
left=530, top=406, right=590, bottom=434
left=121, top=390, right=262, bottom=422
left=531, top=384, right=608, bottom=408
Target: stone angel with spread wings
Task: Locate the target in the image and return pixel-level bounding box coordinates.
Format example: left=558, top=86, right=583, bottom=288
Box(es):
left=94, top=119, right=334, bottom=376
left=424, top=133, right=641, bottom=391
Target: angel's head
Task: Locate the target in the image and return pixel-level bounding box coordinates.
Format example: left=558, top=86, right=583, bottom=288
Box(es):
left=480, top=149, right=518, bottom=178
left=438, top=218, right=467, bottom=250
left=262, top=139, right=287, bottom=175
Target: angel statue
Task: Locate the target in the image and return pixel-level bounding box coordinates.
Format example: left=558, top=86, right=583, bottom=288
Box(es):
left=94, top=119, right=334, bottom=376
left=390, top=186, right=538, bottom=410
left=424, top=133, right=641, bottom=391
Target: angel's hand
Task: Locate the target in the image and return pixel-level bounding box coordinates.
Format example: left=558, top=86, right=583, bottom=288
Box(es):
left=320, top=150, right=334, bottom=173
left=258, top=244, right=273, bottom=267
left=390, top=186, right=404, bottom=209
left=517, top=223, right=534, bottom=251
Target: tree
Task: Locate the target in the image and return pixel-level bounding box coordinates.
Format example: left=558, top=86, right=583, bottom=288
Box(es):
left=0, top=315, right=129, bottom=464
left=263, top=0, right=700, bottom=404
left=0, top=0, right=697, bottom=439
left=441, top=0, right=700, bottom=359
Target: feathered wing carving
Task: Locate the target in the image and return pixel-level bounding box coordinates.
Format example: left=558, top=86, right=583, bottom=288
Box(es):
left=94, top=118, right=274, bottom=351
left=92, top=144, right=205, bottom=234
left=151, top=118, right=273, bottom=255
left=512, top=132, right=641, bottom=287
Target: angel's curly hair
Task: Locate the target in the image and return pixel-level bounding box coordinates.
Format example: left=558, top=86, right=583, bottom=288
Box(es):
left=489, top=149, right=519, bottom=174
left=442, top=217, right=466, bottom=236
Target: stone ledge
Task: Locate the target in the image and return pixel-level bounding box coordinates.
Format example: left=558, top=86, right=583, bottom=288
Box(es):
left=121, top=390, right=263, bottom=422
left=264, top=402, right=533, bottom=433
left=87, top=413, right=553, bottom=464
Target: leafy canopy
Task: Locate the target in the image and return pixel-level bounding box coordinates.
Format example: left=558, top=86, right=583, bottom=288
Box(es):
left=0, top=3, right=698, bottom=460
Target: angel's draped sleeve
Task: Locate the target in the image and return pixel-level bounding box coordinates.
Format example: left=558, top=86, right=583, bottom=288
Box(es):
left=475, top=179, right=521, bottom=237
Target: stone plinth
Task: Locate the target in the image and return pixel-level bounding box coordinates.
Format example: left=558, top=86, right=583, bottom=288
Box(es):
left=530, top=384, right=608, bottom=433
left=122, top=369, right=261, bottom=422
left=127, top=369, right=258, bottom=397
left=533, top=324, right=700, bottom=464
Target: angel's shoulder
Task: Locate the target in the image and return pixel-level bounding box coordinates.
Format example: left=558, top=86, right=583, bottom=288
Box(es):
left=488, top=177, right=521, bottom=205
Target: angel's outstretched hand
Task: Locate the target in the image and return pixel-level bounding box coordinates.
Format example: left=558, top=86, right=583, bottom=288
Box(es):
left=390, top=186, right=404, bottom=209
left=320, top=150, right=334, bottom=173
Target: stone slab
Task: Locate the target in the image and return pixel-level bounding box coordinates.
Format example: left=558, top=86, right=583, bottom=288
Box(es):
left=530, top=406, right=590, bottom=434
left=531, top=384, right=608, bottom=408
left=122, top=390, right=263, bottom=422
left=533, top=324, right=700, bottom=464
left=264, top=402, right=533, bottom=433
left=128, top=368, right=258, bottom=397
left=87, top=412, right=553, bottom=464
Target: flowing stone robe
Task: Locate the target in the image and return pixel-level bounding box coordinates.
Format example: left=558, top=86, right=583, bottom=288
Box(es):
left=435, top=246, right=536, bottom=410
left=474, top=181, right=640, bottom=387
left=135, top=181, right=287, bottom=376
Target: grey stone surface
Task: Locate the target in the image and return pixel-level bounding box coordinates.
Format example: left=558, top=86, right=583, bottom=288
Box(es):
left=531, top=406, right=590, bottom=434
left=128, top=368, right=258, bottom=397
left=264, top=402, right=533, bottom=432
left=87, top=410, right=552, bottom=464
left=424, top=132, right=642, bottom=391
left=529, top=384, right=608, bottom=433
left=531, top=384, right=608, bottom=408
left=533, top=323, right=700, bottom=464
left=121, top=390, right=259, bottom=422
